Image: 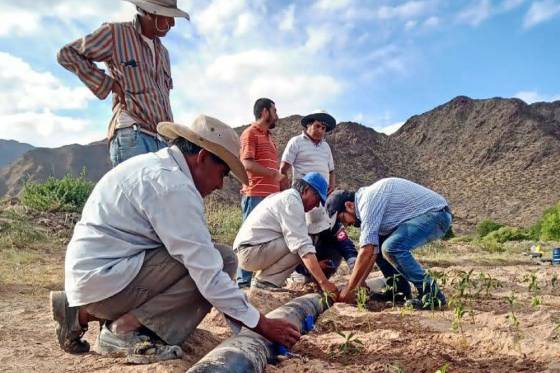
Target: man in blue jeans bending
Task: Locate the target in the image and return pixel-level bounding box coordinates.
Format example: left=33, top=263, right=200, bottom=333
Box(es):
left=326, top=177, right=452, bottom=309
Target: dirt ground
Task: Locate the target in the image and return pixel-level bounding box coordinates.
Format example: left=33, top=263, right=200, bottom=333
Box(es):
left=1, top=206, right=559, bottom=372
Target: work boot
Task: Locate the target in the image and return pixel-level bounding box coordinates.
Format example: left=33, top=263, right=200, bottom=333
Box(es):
left=95, top=324, right=183, bottom=364
left=50, top=291, right=90, bottom=353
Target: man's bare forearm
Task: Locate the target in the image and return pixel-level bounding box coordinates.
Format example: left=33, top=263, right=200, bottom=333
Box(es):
left=346, top=245, right=376, bottom=293
left=242, top=159, right=276, bottom=177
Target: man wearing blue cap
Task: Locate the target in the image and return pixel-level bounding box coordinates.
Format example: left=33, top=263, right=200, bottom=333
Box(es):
left=233, top=172, right=339, bottom=295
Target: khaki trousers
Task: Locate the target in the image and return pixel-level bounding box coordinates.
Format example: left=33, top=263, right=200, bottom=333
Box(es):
left=84, top=244, right=237, bottom=345
left=236, top=237, right=302, bottom=287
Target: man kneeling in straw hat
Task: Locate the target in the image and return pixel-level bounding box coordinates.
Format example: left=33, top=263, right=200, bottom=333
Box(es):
left=50, top=115, right=300, bottom=362
left=233, top=172, right=339, bottom=296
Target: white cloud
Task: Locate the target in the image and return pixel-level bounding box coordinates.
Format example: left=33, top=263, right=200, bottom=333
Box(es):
left=423, top=16, right=440, bottom=28
left=500, top=0, right=525, bottom=11
left=457, top=0, right=492, bottom=26
left=314, top=0, right=352, bottom=11
left=0, top=110, right=105, bottom=148
left=405, top=20, right=418, bottom=30
left=0, top=52, right=92, bottom=114
left=194, top=0, right=250, bottom=37
left=378, top=121, right=404, bottom=135
left=377, top=1, right=431, bottom=20
left=305, top=26, right=335, bottom=53
left=514, top=90, right=560, bottom=103
left=171, top=48, right=342, bottom=127
left=279, top=4, right=296, bottom=31
left=0, top=9, right=40, bottom=37
left=523, top=0, right=560, bottom=29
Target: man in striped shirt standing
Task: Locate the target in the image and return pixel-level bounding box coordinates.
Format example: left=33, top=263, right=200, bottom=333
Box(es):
left=57, top=0, right=189, bottom=167
left=326, top=178, right=452, bottom=310
left=237, top=98, right=289, bottom=288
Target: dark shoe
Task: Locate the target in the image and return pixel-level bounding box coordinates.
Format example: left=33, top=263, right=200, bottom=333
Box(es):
left=251, top=278, right=287, bottom=292
left=370, top=291, right=408, bottom=304
left=94, top=324, right=183, bottom=363
left=404, top=297, right=447, bottom=310
left=50, top=291, right=90, bottom=353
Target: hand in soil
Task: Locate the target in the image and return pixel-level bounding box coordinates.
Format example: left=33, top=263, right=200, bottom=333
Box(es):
left=338, top=286, right=357, bottom=304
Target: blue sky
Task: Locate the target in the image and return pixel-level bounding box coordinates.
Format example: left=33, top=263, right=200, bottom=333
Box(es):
left=1, top=0, right=559, bottom=147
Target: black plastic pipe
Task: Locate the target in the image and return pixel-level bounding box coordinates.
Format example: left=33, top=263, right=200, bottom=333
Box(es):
left=187, top=293, right=324, bottom=373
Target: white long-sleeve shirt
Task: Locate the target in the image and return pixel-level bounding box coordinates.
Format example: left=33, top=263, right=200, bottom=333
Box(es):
left=233, top=189, right=316, bottom=257
left=65, top=146, right=260, bottom=328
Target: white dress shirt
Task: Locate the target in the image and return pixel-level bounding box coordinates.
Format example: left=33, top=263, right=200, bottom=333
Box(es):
left=233, top=189, right=316, bottom=258
left=65, top=146, right=260, bottom=328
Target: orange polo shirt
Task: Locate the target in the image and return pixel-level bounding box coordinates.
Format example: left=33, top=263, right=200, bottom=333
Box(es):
left=240, top=124, right=280, bottom=197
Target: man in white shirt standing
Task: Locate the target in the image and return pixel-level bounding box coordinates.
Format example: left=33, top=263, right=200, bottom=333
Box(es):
left=280, top=112, right=357, bottom=277
left=50, top=115, right=300, bottom=361
left=233, top=172, right=339, bottom=296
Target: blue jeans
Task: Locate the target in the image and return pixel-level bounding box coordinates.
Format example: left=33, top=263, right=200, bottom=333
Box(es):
left=376, top=208, right=452, bottom=303
left=237, top=195, right=266, bottom=286
left=109, top=127, right=168, bottom=167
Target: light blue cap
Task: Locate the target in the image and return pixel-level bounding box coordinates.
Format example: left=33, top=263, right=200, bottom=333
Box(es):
left=302, top=172, right=328, bottom=205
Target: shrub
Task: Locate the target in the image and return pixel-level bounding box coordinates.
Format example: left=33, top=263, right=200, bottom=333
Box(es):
left=476, top=219, right=504, bottom=238
left=479, top=239, right=505, bottom=253
left=534, top=202, right=560, bottom=241
left=205, top=199, right=242, bottom=245
left=483, top=226, right=530, bottom=243
left=21, top=169, right=94, bottom=213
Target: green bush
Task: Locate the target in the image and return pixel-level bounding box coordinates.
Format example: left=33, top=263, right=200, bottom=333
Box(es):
left=21, top=170, right=94, bottom=212
left=482, top=226, right=530, bottom=243
left=479, top=239, right=505, bottom=253
left=205, top=199, right=243, bottom=245
left=536, top=202, right=560, bottom=241
left=476, top=219, right=504, bottom=238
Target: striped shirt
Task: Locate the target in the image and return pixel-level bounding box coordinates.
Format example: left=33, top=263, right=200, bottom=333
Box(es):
left=57, top=15, right=173, bottom=138
left=355, top=178, right=449, bottom=252
left=240, top=124, right=280, bottom=197
left=281, top=132, right=334, bottom=183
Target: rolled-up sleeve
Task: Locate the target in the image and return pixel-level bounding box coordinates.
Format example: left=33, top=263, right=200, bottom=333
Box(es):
left=277, top=194, right=316, bottom=257
left=143, top=183, right=260, bottom=328
left=57, top=23, right=115, bottom=100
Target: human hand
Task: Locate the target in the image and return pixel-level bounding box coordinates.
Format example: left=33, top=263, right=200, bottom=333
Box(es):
left=338, top=286, right=356, bottom=304
left=327, top=185, right=334, bottom=195
left=319, top=279, right=339, bottom=300
left=253, top=315, right=301, bottom=348
left=112, top=81, right=126, bottom=110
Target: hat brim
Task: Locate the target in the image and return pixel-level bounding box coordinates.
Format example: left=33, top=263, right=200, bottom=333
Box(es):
left=301, top=113, right=336, bottom=132
left=124, top=0, right=190, bottom=20
left=157, top=121, right=248, bottom=185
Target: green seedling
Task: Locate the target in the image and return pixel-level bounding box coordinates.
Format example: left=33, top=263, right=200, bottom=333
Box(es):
left=531, top=296, right=541, bottom=308
left=451, top=300, right=466, bottom=334
left=422, top=274, right=442, bottom=313
left=481, top=273, right=502, bottom=297
left=320, top=290, right=336, bottom=309
left=384, top=273, right=404, bottom=308
left=387, top=363, right=405, bottom=373
left=452, top=269, right=475, bottom=298
left=524, top=271, right=540, bottom=293
left=336, top=331, right=364, bottom=354
left=506, top=292, right=520, bottom=329
left=356, top=287, right=369, bottom=312
left=435, top=363, right=450, bottom=373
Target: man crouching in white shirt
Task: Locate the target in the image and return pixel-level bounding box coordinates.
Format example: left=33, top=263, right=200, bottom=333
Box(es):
left=233, top=172, right=339, bottom=297
left=50, top=115, right=300, bottom=362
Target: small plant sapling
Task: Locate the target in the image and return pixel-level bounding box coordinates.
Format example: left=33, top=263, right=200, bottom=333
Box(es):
left=336, top=331, right=364, bottom=354
left=435, top=363, right=450, bottom=373
left=356, top=287, right=369, bottom=312
left=506, top=292, right=520, bottom=329
left=384, top=273, right=404, bottom=308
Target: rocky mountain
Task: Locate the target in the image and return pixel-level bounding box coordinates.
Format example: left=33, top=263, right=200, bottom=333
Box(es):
left=0, top=141, right=111, bottom=197
left=393, top=96, right=560, bottom=229
left=0, top=139, right=34, bottom=168
left=1, top=96, right=559, bottom=232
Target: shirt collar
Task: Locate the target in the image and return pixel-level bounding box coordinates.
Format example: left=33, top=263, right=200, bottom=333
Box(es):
left=251, top=123, right=270, bottom=135
left=169, top=145, right=193, bottom=180
left=301, top=131, right=323, bottom=145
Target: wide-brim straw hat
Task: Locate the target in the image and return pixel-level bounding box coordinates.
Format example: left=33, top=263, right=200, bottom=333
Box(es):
left=124, top=0, right=190, bottom=20
left=301, top=112, right=336, bottom=132
left=157, top=115, right=248, bottom=185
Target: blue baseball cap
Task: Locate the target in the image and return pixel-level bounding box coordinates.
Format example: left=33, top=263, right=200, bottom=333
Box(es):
left=302, top=172, right=328, bottom=205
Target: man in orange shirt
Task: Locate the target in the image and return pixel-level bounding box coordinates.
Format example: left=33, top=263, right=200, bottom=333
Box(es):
left=237, top=98, right=289, bottom=287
